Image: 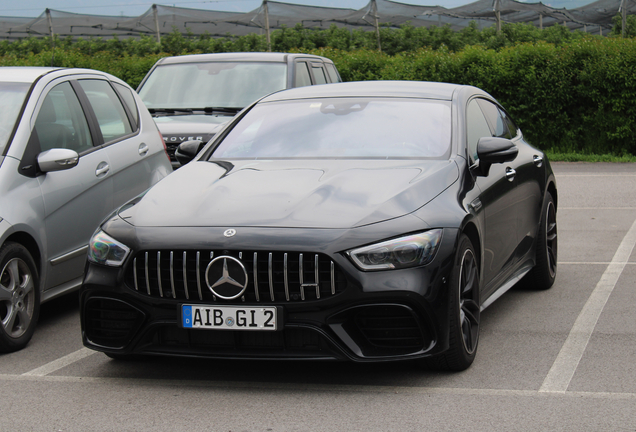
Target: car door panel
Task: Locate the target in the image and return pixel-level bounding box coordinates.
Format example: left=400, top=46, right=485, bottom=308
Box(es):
left=512, top=138, right=543, bottom=259
left=29, top=79, right=115, bottom=290
left=466, top=98, right=519, bottom=292
left=476, top=162, right=519, bottom=291
left=477, top=99, right=543, bottom=268
left=38, top=150, right=114, bottom=289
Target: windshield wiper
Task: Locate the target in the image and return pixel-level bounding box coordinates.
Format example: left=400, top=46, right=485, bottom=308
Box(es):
left=148, top=108, right=194, bottom=114
left=199, top=107, right=242, bottom=114
left=148, top=107, right=242, bottom=116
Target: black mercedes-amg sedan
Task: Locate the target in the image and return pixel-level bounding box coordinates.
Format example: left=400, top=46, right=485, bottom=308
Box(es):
left=80, top=81, right=558, bottom=371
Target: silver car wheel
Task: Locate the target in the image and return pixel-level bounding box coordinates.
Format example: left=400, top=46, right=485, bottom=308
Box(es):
left=0, top=257, right=36, bottom=339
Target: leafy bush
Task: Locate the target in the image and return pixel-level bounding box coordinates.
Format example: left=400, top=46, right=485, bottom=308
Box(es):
left=308, top=38, right=636, bottom=156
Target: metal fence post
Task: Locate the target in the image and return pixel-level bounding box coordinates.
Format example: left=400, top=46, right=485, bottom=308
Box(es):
left=621, top=0, right=627, bottom=38
left=153, top=4, right=161, bottom=44
left=372, top=0, right=381, bottom=52
left=46, top=8, right=55, bottom=66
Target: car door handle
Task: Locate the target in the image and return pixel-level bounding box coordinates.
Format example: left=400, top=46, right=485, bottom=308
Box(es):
left=533, top=155, right=543, bottom=167
left=505, top=167, right=516, bottom=182
left=95, top=162, right=110, bottom=177
left=138, top=143, right=149, bottom=156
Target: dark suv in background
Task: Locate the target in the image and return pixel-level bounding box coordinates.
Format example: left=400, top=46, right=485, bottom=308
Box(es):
left=137, top=52, right=341, bottom=167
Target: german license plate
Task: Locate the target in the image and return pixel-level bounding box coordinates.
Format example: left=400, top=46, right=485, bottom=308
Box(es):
left=181, top=305, right=278, bottom=331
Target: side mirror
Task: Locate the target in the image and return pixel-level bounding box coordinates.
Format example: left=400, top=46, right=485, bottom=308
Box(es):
left=477, top=137, right=518, bottom=164
left=175, top=140, right=205, bottom=166
left=37, top=148, right=79, bottom=173
left=474, top=137, right=518, bottom=177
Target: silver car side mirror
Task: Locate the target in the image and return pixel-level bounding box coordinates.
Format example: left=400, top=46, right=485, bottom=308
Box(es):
left=37, top=148, right=79, bottom=173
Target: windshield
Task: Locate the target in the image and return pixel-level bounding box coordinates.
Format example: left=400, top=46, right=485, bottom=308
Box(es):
left=211, top=98, right=452, bottom=159
left=138, top=62, right=287, bottom=110
left=0, top=82, right=30, bottom=153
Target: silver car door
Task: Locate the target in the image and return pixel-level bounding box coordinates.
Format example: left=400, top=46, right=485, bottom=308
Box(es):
left=76, top=79, right=167, bottom=205
left=34, top=80, right=115, bottom=291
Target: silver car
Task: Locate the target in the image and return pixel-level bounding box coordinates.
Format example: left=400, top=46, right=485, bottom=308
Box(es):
left=137, top=52, right=342, bottom=168
left=0, top=67, right=172, bottom=352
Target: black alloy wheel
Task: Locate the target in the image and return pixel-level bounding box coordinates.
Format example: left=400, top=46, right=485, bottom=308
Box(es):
left=524, top=192, right=557, bottom=290
left=423, top=234, right=480, bottom=371
left=545, top=198, right=558, bottom=280
left=0, top=242, right=40, bottom=352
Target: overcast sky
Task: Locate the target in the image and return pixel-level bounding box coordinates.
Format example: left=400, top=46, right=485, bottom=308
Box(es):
left=0, top=0, right=595, bottom=18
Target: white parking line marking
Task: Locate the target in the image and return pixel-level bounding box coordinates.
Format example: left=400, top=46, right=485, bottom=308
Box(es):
left=557, top=174, right=636, bottom=177
left=21, top=348, right=97, bottom=377
left=559, top=262, right=636, bottom=265
left=1, top=374, right=636, bottom=400
left=540, top=217, right=636, bottom=393
left=560, top=207, right=636, bottom=210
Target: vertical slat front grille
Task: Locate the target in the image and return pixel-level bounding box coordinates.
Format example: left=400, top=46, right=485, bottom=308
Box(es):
left=125, top=250, right=346, bottom=303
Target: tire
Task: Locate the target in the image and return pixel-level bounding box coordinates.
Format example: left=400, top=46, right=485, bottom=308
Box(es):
left=423, top=234, right=480, bottom=371
left=523, top=192, right=557, bottom=290
left=0, top=242, right=40, bottom=353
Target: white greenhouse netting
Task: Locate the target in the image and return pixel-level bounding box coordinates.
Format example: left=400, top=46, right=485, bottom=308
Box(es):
left=1, top=0, right=634, bottom=40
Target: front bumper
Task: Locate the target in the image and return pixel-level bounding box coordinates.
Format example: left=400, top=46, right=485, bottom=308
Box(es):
left=80, top=229, right=459, bottom=362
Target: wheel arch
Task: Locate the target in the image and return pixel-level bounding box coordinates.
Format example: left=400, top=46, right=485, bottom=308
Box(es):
left=547, top=180, right=558, bottom=210
left=3, top=232, right=42, bottom=279
left=460, top=220, right=481, bottom=272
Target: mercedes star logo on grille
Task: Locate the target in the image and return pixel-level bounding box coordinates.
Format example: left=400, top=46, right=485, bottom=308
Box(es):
left=205, top=256, right=248, bottom=299
left=224, top=229, right=237, bottom=237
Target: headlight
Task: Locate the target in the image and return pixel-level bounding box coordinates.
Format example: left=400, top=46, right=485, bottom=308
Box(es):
left=347, top=230, right=443, bottom=271
left=87, top=231, right=130, bottom=267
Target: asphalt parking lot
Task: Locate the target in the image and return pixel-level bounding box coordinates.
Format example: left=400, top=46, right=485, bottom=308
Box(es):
left=1, top=162, right=635, bottom=431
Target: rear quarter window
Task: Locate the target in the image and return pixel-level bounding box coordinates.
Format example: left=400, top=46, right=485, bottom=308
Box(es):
left=79, top=79, right=133, bottom=143
left=112, top=82, right=139, bottom=130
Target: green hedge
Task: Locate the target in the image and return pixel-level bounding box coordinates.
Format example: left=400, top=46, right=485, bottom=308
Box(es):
left=1, top=35, right=635, bottom=155
left=315, top=38, right=636, bottom=156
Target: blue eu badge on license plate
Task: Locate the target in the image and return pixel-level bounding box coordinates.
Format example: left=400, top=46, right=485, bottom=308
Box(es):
left=182, top=305, right=193, bottom=328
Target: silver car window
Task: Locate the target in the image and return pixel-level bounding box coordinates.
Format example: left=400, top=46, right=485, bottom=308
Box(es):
left=138, top=62, right=287, bottom=109
left=35, top=81, right=93, bottom=153
left=78, top=79, right=133, bottom=143
left=112, top=82, right=139, bottom=130
left=325, top=63, right=341, bottom=83
left=311, top=65, right=328, bottom=84
left=294, top=62, right=312, bottom=88
left=212, top=98, right=452, bottom=159
left=0, top=82, right=30, bottom=153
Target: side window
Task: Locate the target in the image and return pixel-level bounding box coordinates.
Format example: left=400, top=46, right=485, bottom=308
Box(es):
left=476, top=98, right=511, bottom=139
left=34, top=81, right=93, bottom=153
left=78, top=79, right=133, bottom=143
left=311, top=64, right=328, bottom=85
left=325, top=63, right=341, bottom=83
left=294, top=62, right=312, bottom=88
left=500, top=108, right=519, bottom=138
left=112, top=82, right=139, bottom=130
left=466, top=99, right=492, bottom=163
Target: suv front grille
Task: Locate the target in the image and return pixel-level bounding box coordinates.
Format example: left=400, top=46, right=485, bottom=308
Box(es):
left=125, top=250, right=347, bottom=303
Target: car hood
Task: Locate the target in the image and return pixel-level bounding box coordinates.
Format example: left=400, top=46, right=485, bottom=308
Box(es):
left=120, top=159, right=459, bottom=229
left=153, top=114, right=231, bottom=135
